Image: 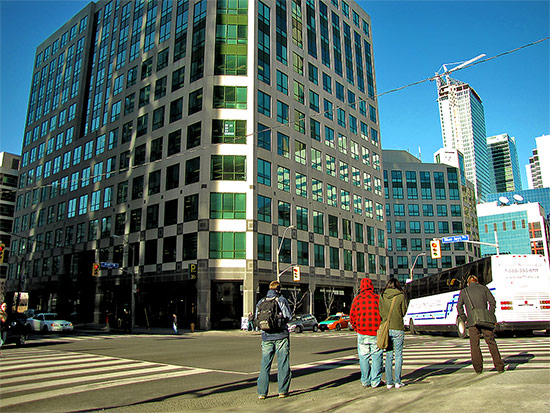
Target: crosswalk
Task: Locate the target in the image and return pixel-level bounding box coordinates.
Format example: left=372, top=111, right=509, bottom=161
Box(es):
left=0, top=348, right=213, bottom=409
left=23, top=332, right=162, bottom=344
left=1, top=335, right=547, bottom=408
left=291, top=337, right=550, bottom=376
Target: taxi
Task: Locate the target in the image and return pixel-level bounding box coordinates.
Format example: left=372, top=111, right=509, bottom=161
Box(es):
left=319, top=312, right=350, bottom=331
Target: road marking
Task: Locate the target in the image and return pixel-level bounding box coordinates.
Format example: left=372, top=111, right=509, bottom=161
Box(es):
left=0, top=348, right=253, bottom=409
left=0, top=369, right=210, bottom=408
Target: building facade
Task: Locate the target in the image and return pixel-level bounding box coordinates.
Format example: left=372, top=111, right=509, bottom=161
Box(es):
left=383, top=150, right=480, bottom=284
left=436, top=75, right=491, bottom=201
left=7, top=0, right=387, bottom=328
left=487, top=133, right=522, bottom=193
left=0, top=152, right=20, bottom=298
left=526, top=134, right=550, bottom=189
left=486, top=188, right=550, bottom=219
left=477, top=201, right=549, bottom=257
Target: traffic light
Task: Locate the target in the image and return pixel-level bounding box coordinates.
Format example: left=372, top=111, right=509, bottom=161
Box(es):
left=430, top=239, right=442, bottom=259
left=0, top=243, right=5, bottom=264
left=292, top=266, right=301, bottom=281
left=92, top=262, right=100, bottom=276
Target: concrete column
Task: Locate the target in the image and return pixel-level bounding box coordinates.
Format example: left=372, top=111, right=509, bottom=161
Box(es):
left=196, top=260, right=210, bottom=330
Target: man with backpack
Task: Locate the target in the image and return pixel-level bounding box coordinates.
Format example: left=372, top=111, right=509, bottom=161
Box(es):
left=255, top=280, right=292, bottom=399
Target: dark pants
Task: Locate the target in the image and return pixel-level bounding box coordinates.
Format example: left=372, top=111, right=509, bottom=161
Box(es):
left=468, top=326, right=505, bottom=373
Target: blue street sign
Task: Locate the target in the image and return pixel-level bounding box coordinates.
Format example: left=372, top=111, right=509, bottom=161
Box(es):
left=441, top=235, right=470, bottom=243
left=101, top=262, right=120, bottom=269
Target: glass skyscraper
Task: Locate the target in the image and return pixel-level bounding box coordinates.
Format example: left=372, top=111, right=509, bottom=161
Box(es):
left=487, top=133, right=522, bottom=193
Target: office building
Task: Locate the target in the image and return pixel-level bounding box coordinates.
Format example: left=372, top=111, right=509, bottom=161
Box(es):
left=486, top=188, right=550, bottom=219
left=487, top=133, right=522, bottom=193
left=477, top=200, right=549, bottom=257
left=0, top=153, right=20, bottom=296
left=383, top=150, right=480, bottom=284
left=526, top=134, right=550, bottom=189
left=436, top=75, right=491, bottom=201
left=7, top=0, right=386, bottom=328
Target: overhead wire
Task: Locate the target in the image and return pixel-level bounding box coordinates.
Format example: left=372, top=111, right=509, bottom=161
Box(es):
left=13, top=36, right=550, bottom=196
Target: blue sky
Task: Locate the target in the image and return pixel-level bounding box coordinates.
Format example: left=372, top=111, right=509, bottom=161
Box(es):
left=1, top=1, right=549, bottom=189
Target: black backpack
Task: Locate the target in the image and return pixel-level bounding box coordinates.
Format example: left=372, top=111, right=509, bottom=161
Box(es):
left=256, top=297, right=282, bottom=332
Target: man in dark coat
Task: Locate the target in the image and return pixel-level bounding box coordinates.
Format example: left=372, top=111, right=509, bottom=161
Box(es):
left=350, top=278, right=383, bottom=387
left=457, top=275, right=505, bottom=374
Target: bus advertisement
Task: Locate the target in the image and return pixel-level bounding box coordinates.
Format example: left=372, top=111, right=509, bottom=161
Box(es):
left=404, top=255, right=550, bottom=338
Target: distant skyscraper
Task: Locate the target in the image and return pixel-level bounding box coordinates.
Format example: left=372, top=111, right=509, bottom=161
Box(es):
left=436, top=76, right=491, bottom=201
left=487, top=133, right=522, bottom=193
left=526, top=135, right=550, bottom=189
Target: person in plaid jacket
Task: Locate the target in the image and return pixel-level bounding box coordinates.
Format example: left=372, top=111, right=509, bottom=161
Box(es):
left=350, top=278, right=383, bottom=387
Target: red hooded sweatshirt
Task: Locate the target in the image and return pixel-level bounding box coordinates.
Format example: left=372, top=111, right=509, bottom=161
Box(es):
left=350, top=278, right=381, bottom=336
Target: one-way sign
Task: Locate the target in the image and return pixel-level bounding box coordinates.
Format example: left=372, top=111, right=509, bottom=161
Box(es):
left=441, top=235, right=470, bottom=243
left=101, top=262, right=120, bottom=269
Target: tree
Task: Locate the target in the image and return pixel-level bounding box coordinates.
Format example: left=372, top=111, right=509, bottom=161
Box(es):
left=322, top=287, right=336, bottom=318
left=287, top=286, right=308, bottom=318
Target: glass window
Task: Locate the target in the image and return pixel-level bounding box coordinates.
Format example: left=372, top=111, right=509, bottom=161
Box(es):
left=211, top=155, right=246, bottom=181
left=209, top=232, right=246, bottom=259
left=210, top=193, right=246, bottom=219
left=258, top=158, right=271, bottom=186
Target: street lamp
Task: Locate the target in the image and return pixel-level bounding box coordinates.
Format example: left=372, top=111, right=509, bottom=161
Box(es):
left=409, top=252, right=426, bottom=284
left=113, top=235, right=136, bottom=330
left=276, top=225, right=295, bottom=282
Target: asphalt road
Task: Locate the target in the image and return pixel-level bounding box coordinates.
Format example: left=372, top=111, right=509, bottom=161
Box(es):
left=1, top=329, right=549, bottom=412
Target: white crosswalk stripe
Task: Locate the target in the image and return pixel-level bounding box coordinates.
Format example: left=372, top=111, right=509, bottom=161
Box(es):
left=0, top=348, right=212, bottom=408
left=292, top=337, right=550, bottom=374
left=26, top=333, right=162, bottom=344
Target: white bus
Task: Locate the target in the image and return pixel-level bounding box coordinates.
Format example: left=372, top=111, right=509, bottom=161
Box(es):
left=404, top=255, right=550, bottom=337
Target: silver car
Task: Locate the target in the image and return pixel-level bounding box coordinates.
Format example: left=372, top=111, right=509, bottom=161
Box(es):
left=288, top=314, right=319, bottom=333
left=26, top=313, right=74, bottom=332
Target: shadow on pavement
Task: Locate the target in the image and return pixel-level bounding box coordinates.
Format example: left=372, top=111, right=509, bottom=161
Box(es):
left=404, top=358, right=471, bottom=383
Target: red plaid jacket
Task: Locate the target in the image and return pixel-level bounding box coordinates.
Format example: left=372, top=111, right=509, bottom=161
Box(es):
left=350, top=278, right=381, bottom=336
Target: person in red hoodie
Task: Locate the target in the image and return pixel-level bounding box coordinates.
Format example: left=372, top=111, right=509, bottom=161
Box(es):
left=350, top=278, right=383, bottom=388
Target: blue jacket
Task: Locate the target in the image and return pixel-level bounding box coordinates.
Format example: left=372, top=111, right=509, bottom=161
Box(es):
left=256, top=289, right=291, bottom=341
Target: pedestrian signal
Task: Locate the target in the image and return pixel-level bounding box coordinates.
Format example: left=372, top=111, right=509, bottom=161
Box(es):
left=430, top=239, right=442, bottom=259
left=0, top=243, right=5, bottom=264
left=293, top=266, right=301, bottom=281
left=92, top=262, right=100, bottom=276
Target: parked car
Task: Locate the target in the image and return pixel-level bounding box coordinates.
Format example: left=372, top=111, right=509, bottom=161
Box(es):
left=26, top=313, right=74, bottom=332
left=288, top=314, right=319, bottom=333
left=319, top=313, right=350, bottom=331
left=3, top=313, right=28, bottom=346
left=23, top=309, right=37, bottom=317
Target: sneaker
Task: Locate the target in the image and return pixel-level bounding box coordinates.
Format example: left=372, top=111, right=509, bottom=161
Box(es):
left=258, top=395, right=266, bottom=400
left=395, top=383, right=405, bottom=389
left=371, top=381, right=385, bottom=388
left=387, top=384, right=394, bottom=389
left=278, top=393, right=289, bottom=398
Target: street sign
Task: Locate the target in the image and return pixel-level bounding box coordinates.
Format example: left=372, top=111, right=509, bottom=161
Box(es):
left=101, top=262, right=120, bottom=269
left=441, top=235, right=470, bottom=243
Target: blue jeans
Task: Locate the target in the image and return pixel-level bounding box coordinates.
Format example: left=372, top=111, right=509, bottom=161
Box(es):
left=385, top=329, right=405, bottom=385
left=357, top=333, right=383, bottom=387
left=257, top=338, right=291, bottom=396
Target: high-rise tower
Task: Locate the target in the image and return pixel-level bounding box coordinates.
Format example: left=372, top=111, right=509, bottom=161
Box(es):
left=526, top=134, right=550, bottom=189
left=487, top=133, right=522, bottom=193
left=7, top=0, right=386, bottom=329
left=436, top=76, right=491, bottom=201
